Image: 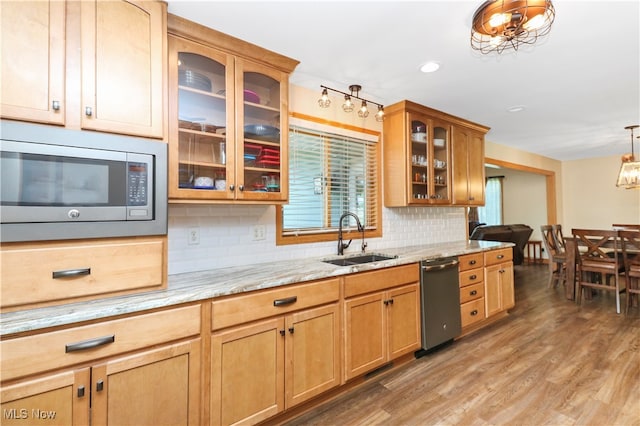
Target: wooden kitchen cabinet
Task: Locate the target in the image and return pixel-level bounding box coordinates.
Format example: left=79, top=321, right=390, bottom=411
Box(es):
left=1, top=305, right=202, bottom=425
left=458, top=253, right=486, bottom=330
left=343, top=264, right=421, bottom=381
left=484, top=248, right=515, bottom=317
left=0, top=0, right=65, bottom=125
left=451, top=125, right=486, bottom=205
left=167, top=15, right=299, bottom=204
left=210, top=278, right=340, bottom=425
left=383, top=100, right=489, bottom=207
left=0, top=0, right=167, bottom=139
left=0, top=236, right=167, bottom=312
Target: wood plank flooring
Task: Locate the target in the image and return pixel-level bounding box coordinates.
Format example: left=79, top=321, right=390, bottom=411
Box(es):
left=284, top=264, right=640, bottom=426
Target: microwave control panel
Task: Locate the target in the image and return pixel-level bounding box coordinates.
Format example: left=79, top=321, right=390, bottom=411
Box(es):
left=127, top=162, right=148, bottom=206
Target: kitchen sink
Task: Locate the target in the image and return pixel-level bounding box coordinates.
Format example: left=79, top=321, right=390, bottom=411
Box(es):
left=323, top=254, right=397, bottom=266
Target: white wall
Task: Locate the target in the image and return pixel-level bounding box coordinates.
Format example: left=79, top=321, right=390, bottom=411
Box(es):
left=561, top=155, right=640, bottom=230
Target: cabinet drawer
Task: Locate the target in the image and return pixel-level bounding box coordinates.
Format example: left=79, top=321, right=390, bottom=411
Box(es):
left=211, top=278, right=340, bottom=331
left=458, top=253, right=483, bottom=272
left=484, top=248, right=513, bottom=266
left=0, top=305, right=201, bottom=382
left=459, top=283, right=484, bottom=304
left=460, top=298, right=485, bottom=328
left=459, top=268, right=483, bottom=287
left=343, top=264, right=419, bottom=298
left=1, top=237, right=166, bottom=311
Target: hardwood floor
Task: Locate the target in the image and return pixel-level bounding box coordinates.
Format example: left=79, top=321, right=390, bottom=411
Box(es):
left=285, top=264, right=640, bottom=426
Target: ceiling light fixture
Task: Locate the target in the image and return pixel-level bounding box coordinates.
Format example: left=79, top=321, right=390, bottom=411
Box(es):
left=420, top=61, right=440, bottom=73
left=616, top=125, right=640, bottom=189
left=471, top=0, right=556, bottom=54
left=318, top=84, right=384, bottom=122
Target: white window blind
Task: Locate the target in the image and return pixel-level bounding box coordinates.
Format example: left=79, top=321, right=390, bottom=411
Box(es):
left=283, top=119, right=379, bottom=236
left=479, top=176, right=503, bottom=225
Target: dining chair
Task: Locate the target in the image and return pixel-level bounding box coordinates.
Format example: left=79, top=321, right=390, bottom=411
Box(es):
left=541, top=225, right=566, bottom=288
left=619, top=230, right=640, bottom=315
left=572, top=228, right=626, bottom=314
left=551, top=224, right=566, bottom=255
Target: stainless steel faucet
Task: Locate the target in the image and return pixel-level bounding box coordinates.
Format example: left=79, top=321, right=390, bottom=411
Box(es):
left=337, top=212, right=367, bottom=255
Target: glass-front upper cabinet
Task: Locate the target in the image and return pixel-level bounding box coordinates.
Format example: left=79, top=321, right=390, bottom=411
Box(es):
left=408, top=113, right=451, bottom=204
left=168, top=32, right=292, bottom=203
left=235, top=59, right=288, bottom=202
left=168, top=35, right=234, bottom=201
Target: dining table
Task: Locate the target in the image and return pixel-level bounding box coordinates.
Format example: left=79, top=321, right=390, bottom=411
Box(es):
left=563, top=225, right=640, bottom=301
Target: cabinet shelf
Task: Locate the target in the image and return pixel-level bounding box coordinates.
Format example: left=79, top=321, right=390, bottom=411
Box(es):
left=179, top=84, right=226, bottom=100
left=179, top=160, right=225, bottom=168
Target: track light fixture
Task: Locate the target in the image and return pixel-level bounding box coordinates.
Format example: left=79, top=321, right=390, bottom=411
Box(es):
left=318, top=84, right=384, bottom=122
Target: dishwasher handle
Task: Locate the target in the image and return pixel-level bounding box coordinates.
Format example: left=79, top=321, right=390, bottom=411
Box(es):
left=421, top=258, right=459, bottom=272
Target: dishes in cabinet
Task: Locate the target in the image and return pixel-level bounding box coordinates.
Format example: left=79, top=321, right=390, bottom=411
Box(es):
left=179, top=69, right=212, bottom=92
left=243, top=89, right=261, bottom=104
left=411, top=132, right=427, bottom=143
left=434, top=138, right=445, bottom=147
left=244, top=124, right=280, bottom=142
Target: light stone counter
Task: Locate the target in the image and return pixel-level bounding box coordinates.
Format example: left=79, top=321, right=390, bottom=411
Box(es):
left=0, top=240, right=511, bottom=337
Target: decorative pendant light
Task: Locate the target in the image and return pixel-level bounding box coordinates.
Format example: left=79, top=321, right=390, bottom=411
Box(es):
left=616, top=125, right=640, bottom=189
left=471, top=0, right=555, bottom=54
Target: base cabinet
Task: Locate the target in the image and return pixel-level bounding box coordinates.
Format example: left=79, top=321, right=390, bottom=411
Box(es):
left=343, top=265, right=421, bottom=381
left=458, top=253, right=486, bottom=330
left=1, top=306, right=202, bottom=426
left=209, top=279, right=341, bottom=426
left=484, top=248, right=515, bottom=318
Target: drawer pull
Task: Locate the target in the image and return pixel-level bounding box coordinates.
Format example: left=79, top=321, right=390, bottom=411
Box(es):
left=52, top=268, right=91, bottom=279
left=497, top=254, right=504, bottom=259
left=65, top=335, right=115, bottom=353
left=469, top=260, right=476, bottom=265
left=470, top=274, right=477, bottom=280
left=273, top=296, right=297, bottom=307
left=471, top=309, right=479, bottom=316
left=470, top=290, right=478, bottom=296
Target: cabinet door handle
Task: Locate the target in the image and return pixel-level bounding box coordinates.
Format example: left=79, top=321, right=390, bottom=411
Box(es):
left=471, top=310, right=478, bottom=316
left=239, top=184, right=244, bottom=191
left=96, top=380, right=104, bottom=392
left=52, top=100, right=60, bottom=111
left=52, top=268, right=91, bottom=279
left=499, top=269, right=505, bottom=273
left=288, top=327, right=294, bottom=334
left=77, top=386, right=85, bottom=398
left=279, top=329, right=285, bottom=336
left=469, top=197, right=475, bottom=201
left=85, top=106, right=92, bottom=117
left=229, top=184, right=235, bottom=191
left=470, top=290, right=477, bottom=296
left=273, top=296, right=297, bottom=307
left=65, top=335, right=115, bottom=353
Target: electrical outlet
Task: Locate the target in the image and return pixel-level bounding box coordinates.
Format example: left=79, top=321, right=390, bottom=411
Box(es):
left=253, top=225, right=266, bottom=241
left=188, top=227, right=200, bottom=245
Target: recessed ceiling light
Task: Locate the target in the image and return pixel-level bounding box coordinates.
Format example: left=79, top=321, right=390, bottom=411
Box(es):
left=420, top=61, right=440, bottom=73
left=507, top=105, right=526, bottom=113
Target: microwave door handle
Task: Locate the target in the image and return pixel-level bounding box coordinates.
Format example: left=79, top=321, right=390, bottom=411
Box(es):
left=52, top=268, right=91, bottom=279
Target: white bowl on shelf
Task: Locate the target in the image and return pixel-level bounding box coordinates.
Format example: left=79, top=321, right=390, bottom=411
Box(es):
left=411, top=132, right=427, bottom=142
left=434, top=138, right=445, bottom=147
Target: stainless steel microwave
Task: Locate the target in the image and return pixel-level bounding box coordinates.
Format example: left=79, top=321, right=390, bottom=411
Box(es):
left=0, top=121, right=167, bottom=242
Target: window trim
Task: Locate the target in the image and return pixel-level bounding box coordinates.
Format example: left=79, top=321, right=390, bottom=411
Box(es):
left=276, top=112, right=382, bottom=246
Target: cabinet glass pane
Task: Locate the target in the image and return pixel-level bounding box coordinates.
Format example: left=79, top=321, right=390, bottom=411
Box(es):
left=433, top=125, right=449, bottom=200
left=243, top=71, right=281, bottom=193
left=410, top=119, right=428, bottom=200
left=177, top=52, right=227, bottom=191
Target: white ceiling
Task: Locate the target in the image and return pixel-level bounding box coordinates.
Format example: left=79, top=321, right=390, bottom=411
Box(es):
left=166, top=0, right=640, bottom=161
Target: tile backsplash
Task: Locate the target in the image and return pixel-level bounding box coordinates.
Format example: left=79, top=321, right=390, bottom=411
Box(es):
left=168, top=204, right=467, bottom=275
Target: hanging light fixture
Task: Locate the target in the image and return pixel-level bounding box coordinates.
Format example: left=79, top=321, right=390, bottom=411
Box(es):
left=471, top=0, right=555, bottom=54
left=318, top=84, right=384, bottom=122
left=616, top=125, right=640, bottom=189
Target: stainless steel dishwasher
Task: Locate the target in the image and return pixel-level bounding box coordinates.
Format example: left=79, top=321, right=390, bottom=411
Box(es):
left=418, top=257, right=461, bottom=354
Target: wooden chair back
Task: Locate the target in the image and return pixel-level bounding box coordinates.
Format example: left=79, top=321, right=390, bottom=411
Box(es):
left=571, top=228, right=622, bottom=274
left=620, top=230, right=640, bottom=278
left=551, top=224, right=566, bottom=254
left=541, top=225, right=559, bottom=256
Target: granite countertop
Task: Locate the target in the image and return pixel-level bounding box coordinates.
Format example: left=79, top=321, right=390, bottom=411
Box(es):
left=0, top=240, right=511, bottom=337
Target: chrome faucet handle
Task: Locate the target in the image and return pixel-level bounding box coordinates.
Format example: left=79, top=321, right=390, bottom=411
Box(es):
left=361, top=241, right=368, bottom=253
